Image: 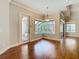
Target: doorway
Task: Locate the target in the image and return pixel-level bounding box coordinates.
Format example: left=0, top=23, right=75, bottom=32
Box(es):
left=60, top=20, right=65, bottom=39
left=19, top=14, right=30, bottom=43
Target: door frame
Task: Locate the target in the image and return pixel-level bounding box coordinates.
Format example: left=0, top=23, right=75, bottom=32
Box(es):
left=19, top=12, right=30, bottom=43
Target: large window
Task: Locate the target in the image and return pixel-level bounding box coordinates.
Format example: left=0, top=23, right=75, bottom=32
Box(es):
left=35, top=20, right=55, bottom=34
left=66, top=24, right=76, bottom=32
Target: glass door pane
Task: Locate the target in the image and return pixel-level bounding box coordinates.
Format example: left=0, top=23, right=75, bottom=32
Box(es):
left=22, top=16, right=29, bottom=42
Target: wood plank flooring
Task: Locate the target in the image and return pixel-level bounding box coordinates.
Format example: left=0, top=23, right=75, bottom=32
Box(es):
left=65, top=37, right=79, bottom=59
left=0, top=38, right=79, bottom=59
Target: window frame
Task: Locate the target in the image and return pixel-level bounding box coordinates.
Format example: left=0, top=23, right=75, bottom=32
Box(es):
left=35, top=19, right=55, bottom=34
left=66, top=23, right=76, bottom=32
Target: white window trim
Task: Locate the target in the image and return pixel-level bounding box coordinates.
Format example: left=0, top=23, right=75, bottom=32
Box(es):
left=35, top=19, right=55, bottom=34
left=66, top=23, right=76, bottom=32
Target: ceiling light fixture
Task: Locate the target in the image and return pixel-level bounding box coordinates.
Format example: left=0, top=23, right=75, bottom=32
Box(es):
left=45, top=6, right=49, bottom=21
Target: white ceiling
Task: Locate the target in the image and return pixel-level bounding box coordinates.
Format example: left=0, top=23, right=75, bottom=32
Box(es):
left=13, top=0, right=79, bottom=15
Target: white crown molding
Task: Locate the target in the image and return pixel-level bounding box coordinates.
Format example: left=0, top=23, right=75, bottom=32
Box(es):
left=10, top=0, right=42, bottom=15
left=10, top=0, right=61, bottom=16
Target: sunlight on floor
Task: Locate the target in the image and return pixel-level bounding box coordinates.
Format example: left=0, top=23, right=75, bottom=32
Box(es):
left=34, top=40, right=56, bottom=59
left=66, top=38, right=77, bottom=52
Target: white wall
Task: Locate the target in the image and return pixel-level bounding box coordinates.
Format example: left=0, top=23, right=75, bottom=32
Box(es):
left=66, top=3, right=79, bottom=37
left=10, top=2, right=42, bottom=45
left=0, top=0, right=61, bottom=55
left=0, top=0, right=10, bottom=54
left=0, top=0, right=42, bottom=55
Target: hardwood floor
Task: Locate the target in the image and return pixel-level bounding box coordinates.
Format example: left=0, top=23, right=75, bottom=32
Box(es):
left=0, top=38, right=79, bottom=59
left=65, top=37, right=79, bottom=59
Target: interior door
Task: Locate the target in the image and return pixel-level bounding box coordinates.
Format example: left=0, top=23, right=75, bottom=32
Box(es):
left=19, top=14, right=30, bottom=43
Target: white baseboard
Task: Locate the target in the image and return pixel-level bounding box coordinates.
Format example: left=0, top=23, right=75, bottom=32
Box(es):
left=0, top=47, right=10, bottom=55
left=44, top=37, right=60, bottom=41
left=0, top=38, right=41, bottom=55
left=0, top=42, right=27, bottom=55
left=30, top=38, right=42, bottom=42
left=10, top=43, right=23, bottom=48
left=0, top=38, right=44, bottom=55
left=66, top=35, right=79, bottom=38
